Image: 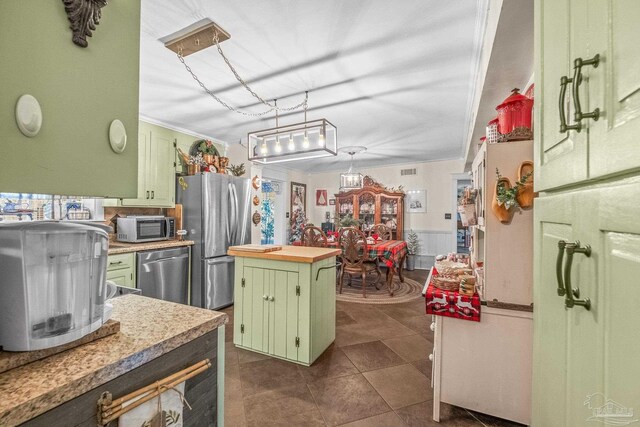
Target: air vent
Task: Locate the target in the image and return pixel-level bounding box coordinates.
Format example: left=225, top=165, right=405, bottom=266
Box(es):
left=401, top=168, right=417, bottom=176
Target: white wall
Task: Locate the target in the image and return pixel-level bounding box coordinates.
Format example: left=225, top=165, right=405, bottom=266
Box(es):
left=306, top=159, right=465, bottom=231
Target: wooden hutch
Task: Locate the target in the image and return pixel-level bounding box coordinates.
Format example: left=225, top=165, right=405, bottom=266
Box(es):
left=335, top=176, right=405, bottom=240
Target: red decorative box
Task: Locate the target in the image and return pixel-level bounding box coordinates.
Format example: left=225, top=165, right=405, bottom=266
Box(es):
left=425, top=283, right=481, bottom=322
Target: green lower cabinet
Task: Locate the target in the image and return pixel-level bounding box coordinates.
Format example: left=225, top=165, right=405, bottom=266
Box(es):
left=106, top=253, right=136, bottom=288
left=233, top=256, right=336, bottom=366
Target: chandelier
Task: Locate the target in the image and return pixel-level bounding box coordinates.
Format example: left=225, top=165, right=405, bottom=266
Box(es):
left=248, top=96, right=337, bottom=164
left=339, top=146, right=366, bottom=191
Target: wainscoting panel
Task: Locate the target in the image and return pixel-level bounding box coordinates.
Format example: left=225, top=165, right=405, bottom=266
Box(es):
left=404, top=229, right=453, bottom=270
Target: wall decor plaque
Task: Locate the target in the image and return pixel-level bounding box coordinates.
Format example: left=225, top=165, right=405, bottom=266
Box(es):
left=252, top=211, right=261, bottom=225
left=252, top=195, right=260, bottom=206
left=62, top=0, right=108, bottom=48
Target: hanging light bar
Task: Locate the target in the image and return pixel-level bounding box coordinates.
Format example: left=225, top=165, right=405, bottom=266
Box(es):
left=248, top=93, right=337, bottom=164
left=248, top=119, right=337, bottom=164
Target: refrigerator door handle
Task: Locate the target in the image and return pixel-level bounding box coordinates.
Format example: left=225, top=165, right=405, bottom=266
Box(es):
left=231, top=182, right=240, bottom=244
left=226, top=182, right=233, bottom=246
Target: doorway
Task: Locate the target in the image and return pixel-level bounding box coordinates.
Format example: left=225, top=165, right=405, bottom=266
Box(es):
left=260, top=179, right=285, bottom=245
left=451, top=173, right=472, bottom=254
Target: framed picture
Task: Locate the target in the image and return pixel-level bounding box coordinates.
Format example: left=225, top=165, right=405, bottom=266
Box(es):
left=329, top=198, right=336, bottom=206
left=406, top=189, right=427, bottom=213
left=290, top=182, right=306, bottom=215
left=316, top=189, right=328, bottom=206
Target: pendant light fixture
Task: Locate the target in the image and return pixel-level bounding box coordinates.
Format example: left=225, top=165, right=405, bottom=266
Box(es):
left=247, top=92, right=338, bottom=164
left=339, top=146, right=367, bottom=191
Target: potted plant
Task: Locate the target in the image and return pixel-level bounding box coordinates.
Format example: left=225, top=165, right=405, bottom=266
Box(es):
left=406, top=229, right=420, bottom=271
left=339, top=214, right=360, bottom=228
left=492, top=168, right=532, bottom=223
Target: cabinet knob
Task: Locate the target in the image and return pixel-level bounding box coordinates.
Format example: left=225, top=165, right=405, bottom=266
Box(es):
left=430, top=322, right=435, bottom=332
left=428, top=353, right=434, bottom=362
left=263, top=295, right=268, bottom=300
left=268, top=296, right=274, bottom=302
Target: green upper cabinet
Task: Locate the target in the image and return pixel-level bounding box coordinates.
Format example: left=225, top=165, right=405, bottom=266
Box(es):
left=0, top=0, right=140, bottom=197
left=586, top=0, right=640, bottom=180
left=535, top=0, right=589, bottom=191
left=536, top=0, right=640, bottom=191
left=122, top=122, right=176, bottom=207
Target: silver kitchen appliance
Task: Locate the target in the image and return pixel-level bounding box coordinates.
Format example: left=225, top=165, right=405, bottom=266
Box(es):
left=0, top=221, right=111, bottom=351
left=177, top=173, right=251, bottom=309
left=136, top=247, right=189, bottom=305
left=116, top=215, right=175, bottom=243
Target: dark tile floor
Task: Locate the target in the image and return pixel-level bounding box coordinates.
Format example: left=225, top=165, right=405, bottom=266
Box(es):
left=221, top=269, right=523, bottom=427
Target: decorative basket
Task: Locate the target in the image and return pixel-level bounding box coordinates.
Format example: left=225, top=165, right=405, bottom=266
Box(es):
left=435, top=260, right=469, bottom=277
left=432, top=275, right=461, bottom=291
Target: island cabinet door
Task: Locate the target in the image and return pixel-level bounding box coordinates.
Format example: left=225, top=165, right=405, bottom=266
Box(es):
left=269, top=270, right=301, bottom=361
left=234, top=265, right=269, bottom=353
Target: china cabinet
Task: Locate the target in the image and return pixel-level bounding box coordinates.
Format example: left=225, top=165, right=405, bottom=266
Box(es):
left=335, top=177, right=404, bottom=239
left=533, top=2, right=640, bottom=425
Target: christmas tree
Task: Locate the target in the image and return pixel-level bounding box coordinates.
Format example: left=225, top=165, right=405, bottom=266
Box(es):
left=289, top=209, right=306, bottom=243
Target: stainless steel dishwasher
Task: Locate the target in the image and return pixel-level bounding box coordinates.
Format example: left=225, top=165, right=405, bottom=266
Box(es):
left=136, top=247, right=190, bottom=305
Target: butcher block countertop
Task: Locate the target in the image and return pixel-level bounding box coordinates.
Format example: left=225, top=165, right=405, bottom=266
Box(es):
left=228, top=244, right=341, bottom=263
left=107, top=239, right=194, bottom=255
left=0, top=295, right=227, bottom=426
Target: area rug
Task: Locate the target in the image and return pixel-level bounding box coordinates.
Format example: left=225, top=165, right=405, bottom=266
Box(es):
left=335, top=276, right=425, bottom=305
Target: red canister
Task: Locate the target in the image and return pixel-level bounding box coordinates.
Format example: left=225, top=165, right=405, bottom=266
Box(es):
left=496, top=88, right=533, bottom=140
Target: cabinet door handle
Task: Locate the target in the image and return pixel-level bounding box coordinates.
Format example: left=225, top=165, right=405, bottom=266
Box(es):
left=572, top=54, right=601, bottom=123
left=151, top=191, right=155, bottom=199
left=563, top=241, right=592, bottom=310
left=109, top=261, right=123, bottom=266
left=146, top=191, right=150, bottom=199
left=556, top=240, right=567, bottom=296
left=559, top=76, right=581, bottom=133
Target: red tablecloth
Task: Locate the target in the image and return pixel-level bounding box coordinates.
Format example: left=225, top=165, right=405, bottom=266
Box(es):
left=425, top=271, right=481, bottom=322
left=367, top=240, right=407, bottom=269
left=292, top=240, right=407, bottom=269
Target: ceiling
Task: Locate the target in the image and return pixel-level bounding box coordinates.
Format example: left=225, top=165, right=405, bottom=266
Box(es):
left=139, top=0, right=485, bottom=172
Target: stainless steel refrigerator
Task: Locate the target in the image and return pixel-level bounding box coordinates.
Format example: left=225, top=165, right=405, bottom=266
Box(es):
left=177, top=173, right=251, bottom=310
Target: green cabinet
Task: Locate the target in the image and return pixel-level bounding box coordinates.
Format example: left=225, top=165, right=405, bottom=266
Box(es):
left=536, top=0, right=640, bottom=191
left=121, top=123, right=176, bottom=207
left=0, top=1, right=140, bottom=197
left=233, top=256, right=336, bottom=366
left=106, top=253, right=136, bottom=288
left=533, top=1, right=640, bottom=424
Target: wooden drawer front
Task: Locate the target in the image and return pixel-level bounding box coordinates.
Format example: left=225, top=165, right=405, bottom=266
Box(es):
left=107, top=253, right=135, bottom=272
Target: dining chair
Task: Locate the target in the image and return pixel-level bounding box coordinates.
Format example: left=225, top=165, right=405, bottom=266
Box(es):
left=301, top=226, right=328, bottom=247
left=337, top=227, right=382, bottom=298
left=369, top=224, right=392, bottom=240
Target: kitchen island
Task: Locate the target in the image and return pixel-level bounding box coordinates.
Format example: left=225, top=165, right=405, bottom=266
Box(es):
left=228, top=245, right=341, bottom=366
left=0, top=295, right=227, bottom=426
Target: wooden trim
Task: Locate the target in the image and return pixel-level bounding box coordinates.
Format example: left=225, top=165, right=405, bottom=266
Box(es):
left=228, top=246, right=341, bottom=263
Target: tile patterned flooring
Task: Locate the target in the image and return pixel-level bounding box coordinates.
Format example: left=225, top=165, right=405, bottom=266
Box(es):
left=221, top=269, right=524, bottom=426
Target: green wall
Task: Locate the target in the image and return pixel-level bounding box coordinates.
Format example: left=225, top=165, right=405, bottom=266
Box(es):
left=0, top=0, right=141, bottom=197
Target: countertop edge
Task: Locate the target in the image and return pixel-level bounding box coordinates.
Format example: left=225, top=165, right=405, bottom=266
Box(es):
left=0, top=306, right=226, bottom=426
left=107, top=239, right=195, bottom=255
left=227, top=248, right=341, bottom=263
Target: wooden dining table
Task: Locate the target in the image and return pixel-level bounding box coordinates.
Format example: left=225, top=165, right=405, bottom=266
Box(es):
left=327, top=239, right=408, bottom=294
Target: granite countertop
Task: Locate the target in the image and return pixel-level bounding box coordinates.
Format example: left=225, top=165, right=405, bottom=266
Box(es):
left=0, top=295, right=227, bottom=426
left=108, top=239, right=195, bottom=255
left=228, top=245, right=341, bottom=263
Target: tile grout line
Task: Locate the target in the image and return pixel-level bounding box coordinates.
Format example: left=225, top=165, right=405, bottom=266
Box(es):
left=465, top=408, right=489, bottom=427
